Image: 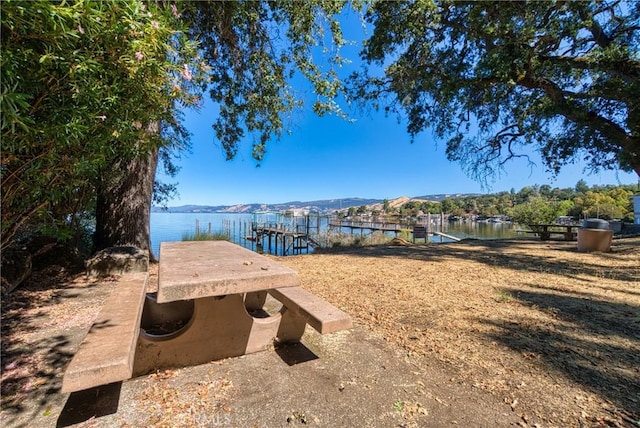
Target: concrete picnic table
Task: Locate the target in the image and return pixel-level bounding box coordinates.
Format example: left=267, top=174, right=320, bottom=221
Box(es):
left=133, top=240, right=351, bottom=375
left=157, top=240, right=300, bottom=302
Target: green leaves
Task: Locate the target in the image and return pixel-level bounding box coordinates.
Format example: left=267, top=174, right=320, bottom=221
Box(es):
left=2, top=0, right=361, bottom=249
left=354, top=0, right=640, bottom=180
left=509, top=197, right=566, bottom=226
left=1, top=0, right=203, bottom=248
left=0, top=84, right=32, bottom=132
left=184, top=1, right=357, bottom=163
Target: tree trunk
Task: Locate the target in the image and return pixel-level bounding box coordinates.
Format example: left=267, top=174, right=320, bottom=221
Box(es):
left=93, top=146, right=159, bottom=261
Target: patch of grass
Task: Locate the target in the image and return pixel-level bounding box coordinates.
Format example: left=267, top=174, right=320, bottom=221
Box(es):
left=399, top=229, right=413, bottom=242
left=495, top=289, right=513, bottom=303
left=312, top=230, right=398, bottom=250
left=181, top=231, right=229, bottom=242
left=330, top=233, right=395, bottom=248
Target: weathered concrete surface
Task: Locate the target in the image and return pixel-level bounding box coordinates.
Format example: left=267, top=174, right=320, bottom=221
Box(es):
left=577, top=228, right=613, bottom=252
left=157, top=241, right=299, bottom=302
left=61, top=273, right=148, bottom=393
left=270, top=286, right=353, bottom=334
left=134, top=293, right=284, bottom=375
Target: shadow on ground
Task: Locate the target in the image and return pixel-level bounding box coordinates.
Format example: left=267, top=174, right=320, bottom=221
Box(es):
left=480, top=288, right=640, bottom=420
left=1, top=272, right=107, bottom=427
left=325, top=238, right=640, bottom=291
left=316, top=238, right=640, bottom=421
left=1, top=335, right=73, bottom=417
left=57, top=383, right=122, bottom=427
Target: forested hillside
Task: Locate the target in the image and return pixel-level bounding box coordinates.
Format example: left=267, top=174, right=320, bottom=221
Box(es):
left=349, top=180, right=638, bottom=225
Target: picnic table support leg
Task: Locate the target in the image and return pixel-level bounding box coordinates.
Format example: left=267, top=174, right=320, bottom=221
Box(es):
left=133, top=293, right=281, bottom=376
left=276, top=308, right=307, bottom=344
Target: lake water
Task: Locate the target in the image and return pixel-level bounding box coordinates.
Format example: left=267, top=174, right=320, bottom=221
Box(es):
left=150, top=212, right=253, bottom=256
left=150, top=212, right=521, bottom=257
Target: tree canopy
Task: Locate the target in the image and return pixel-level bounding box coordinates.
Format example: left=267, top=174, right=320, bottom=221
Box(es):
left=1, top=0, right=357, bottom=251
left=353, top=0, right=640, bottom=181
left=364, top=182, right=635, bottom=223
left=182, top=0, right=353, bottom=162
left=3, top=0, right=638, bottom=256
left=1, top=0, right=206, bottom=249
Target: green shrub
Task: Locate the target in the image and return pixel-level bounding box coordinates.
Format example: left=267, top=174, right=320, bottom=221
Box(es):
left=508, top=197, right=571, bottom=225
left=181, top=231, right=229, bottom=242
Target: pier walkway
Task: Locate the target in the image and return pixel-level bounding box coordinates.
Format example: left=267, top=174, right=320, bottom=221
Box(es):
left=329, top=219, right=461, bottom=242
left=252, top=226, right=311, bottom=256
left=329, top=219, right=405, bottom=234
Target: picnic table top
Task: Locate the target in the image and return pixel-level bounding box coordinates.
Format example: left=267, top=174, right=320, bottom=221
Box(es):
left=157, top=241, right=300, bottom=303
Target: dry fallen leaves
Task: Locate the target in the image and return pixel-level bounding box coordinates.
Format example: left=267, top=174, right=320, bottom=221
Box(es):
left=134, top=370, right=235, bottom=427
left=279, top=237, right=640, bottom=427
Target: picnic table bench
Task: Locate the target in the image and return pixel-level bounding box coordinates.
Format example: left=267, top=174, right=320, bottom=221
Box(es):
left=61, top=272, right=148, bottom=393
left=62, top=241, right=352, bottom=393
left=527, top=224, right=579, bottom=241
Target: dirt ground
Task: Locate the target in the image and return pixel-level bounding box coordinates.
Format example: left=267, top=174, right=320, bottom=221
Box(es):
left=1, top=237, right=639, bottom=427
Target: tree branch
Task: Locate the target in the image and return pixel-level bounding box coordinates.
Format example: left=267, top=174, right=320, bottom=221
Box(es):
left=578, top=6, right=612, bottom=48
left=518, top=75, right=638, bottom=167
left=1, top=201, right=49, bottom=250
left=540, top=55, right=640, bottom=82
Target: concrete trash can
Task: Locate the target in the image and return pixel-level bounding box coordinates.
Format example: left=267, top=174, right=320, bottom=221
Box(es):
left=577, top=218, right=613, bottom=252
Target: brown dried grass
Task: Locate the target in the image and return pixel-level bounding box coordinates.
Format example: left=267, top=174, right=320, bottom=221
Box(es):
left=278, top=237, right=640, bottom=427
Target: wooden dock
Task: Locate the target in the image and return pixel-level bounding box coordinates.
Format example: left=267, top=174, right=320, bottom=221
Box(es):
left=252, top=226, right=311, bottom=256
left=329, top=219, right=461, bottom=242
left=247, top=211, right=324, bottom=256
left=432, top=231, right=461, bottom=242
left=187, top=213, right=463, bottom=257
left=329, top=219, right=404, bottom=235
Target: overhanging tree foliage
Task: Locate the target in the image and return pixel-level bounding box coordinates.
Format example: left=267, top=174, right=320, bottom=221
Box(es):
left=2, top=0, right=358, bottom=257
left=352, top=0, right=640, bottom=181
left=1, top=0, right=204, bottom=251
left=93, top=0, right=356, bottom=258
left=182, top=0, right=352, bottom=162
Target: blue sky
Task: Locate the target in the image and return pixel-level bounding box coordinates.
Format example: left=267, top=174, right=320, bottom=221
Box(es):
left=156, top=10, right=638, bottom=207
left=158, top=101, right=637, bottom=206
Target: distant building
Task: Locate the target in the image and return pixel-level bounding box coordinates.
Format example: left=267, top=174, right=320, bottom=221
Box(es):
left=285, top=208, right=310, bottom=217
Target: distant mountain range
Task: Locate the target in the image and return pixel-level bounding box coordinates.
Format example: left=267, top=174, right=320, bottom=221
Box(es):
left=152, top=194, right=474, bottom=214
